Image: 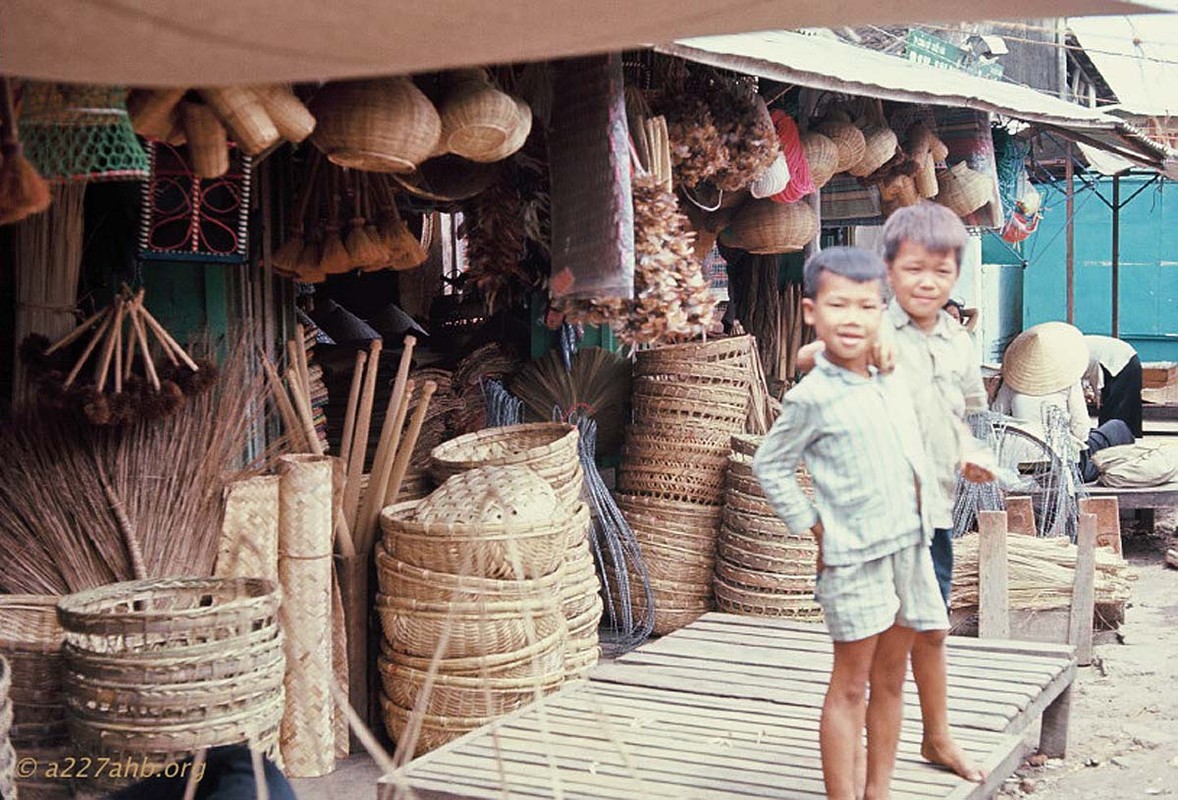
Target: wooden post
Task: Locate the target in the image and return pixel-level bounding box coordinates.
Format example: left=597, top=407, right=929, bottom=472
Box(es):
left=1111, top=175, right=1121, bottom=337
left=1079, top=497, right=1122, bottom=555
left=1065, top=144, right=1075, bottom=325
left=1068, top=512, right=1098, bottom=667
left=977, top=510, right=1010, bottom=640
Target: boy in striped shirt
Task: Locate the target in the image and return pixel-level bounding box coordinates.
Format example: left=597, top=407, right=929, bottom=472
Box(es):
left=754, top=247, right=947, bottom=800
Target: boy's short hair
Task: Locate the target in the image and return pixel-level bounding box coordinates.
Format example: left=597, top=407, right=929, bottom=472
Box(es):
left=881, top=202, right=968, bottom=267
left=802, top=246, right=887, bottom=299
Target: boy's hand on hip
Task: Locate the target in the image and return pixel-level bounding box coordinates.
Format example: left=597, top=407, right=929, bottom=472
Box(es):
left=811, top=522, right=825, bottom=573
left=870, top=339, right=896, bottom=373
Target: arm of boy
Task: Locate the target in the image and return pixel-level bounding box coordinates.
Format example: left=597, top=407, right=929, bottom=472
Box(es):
left=752, top=398, right=820, bottom=563
left=795, top=339, right=896, bottom=374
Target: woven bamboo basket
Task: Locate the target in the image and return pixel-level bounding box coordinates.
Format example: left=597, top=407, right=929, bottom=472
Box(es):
left=309, top=77, right=442, bottom=173
left=721, top=505, right=803, bottom=539
left=628, top=525, right=717, bottom=562
left=565, top=593, right=603, bottom=640
left=848, top=125, right=899, bottom=178
left=935, top=161, right=993, bottom=217
left=718, top=534, right=817, bottom=576
left=391, top=154, right=503, bottom=202
left=725, top=491, right=778, bottom=521
left=635, top=336, right=754, bottom=373
left=631, top=395, right=748, bottom=430
left=614, top=493, right=724, bottom=530
left=376, top=593, right=566, bottom=659
left=622, top=441, right=731, bottom=479
left=57, top=578, right=280, bottom=655
left=632, top=377, right=750, bottom=410
left=381, top=694, right=495, bottom=757
left=381, top=629, right=566, bottom=680
left=560, top=549, right=601, bottom=619
left=730, top=433, right=762, bottom=457
left=1, top=735, right=15, bottom=800
left=624, top=425, right=735, bottom=455
left=67, top=690, right=282, bottom=769
left=438, top=76, right=521, bottom=163
left=199, top=86, right=279, bottom=156
left=816, top=117, right=866, bottom=173
left=376, top=545, right=562, bottom=604
left=0, top=595, right=66, bottom=746
left=259, top=84, right=317, bottom=143
left=8, top=743, right=74, bottom=800
left=721, top=199, right=819, bottom=255
left=182, top=101, right=229, bottom=179
left=216, top=474, right=281, bottom=583
left=564, top=644, right=600, bottom=681
left=379, top=657, right=563, bottom=718
left=381, top=499, right=581, bottom=580
left=633, top=360, right=753, bottom=388
left=801, top=131, right=838, bottom=190
left=428, top=423, right=582, bottom=507
left=713, top=574, right=823, bottom=620
left=474, top=96, right=532, bottom=163
left=715, top=559, right=815, bottom=595
left=617, top=466, right=727, bottom=507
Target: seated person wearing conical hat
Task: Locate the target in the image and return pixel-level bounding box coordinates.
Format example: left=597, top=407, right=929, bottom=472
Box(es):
left=992, top=322, right=1133, bottom=483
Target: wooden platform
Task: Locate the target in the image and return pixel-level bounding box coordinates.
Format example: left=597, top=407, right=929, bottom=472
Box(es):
left=381, top=614, right=1076, bottom=800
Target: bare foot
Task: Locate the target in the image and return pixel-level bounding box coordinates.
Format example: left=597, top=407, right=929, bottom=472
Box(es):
left=922, top=735, right=986, bottom=782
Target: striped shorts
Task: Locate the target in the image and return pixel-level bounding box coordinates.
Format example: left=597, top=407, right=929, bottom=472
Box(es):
left=816, top=542, right=949, bottom=643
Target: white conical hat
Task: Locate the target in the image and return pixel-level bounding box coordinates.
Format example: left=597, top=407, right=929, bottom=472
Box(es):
left=1001, top=321, right=1089, bottom=396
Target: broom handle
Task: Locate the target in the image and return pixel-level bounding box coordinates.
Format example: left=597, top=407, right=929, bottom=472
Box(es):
left=342, top=338, right=383, bottom=530
left=139, top=304, right=199, bottom=371
left=287, top=366, right=324, bottom=457
left=293, top=323, right=313, bottom=399
left=357, top=379, right=415, bottom=554
left=129, top=303, right=161, bottom=392
left=113, top=306, right=123, bottom=394
left=45, top=306, right=107, bottom=355
left=261, top=355, right=309, bottom=452
left=286, top=338, right=310, bottom=404
left=384, top=380, right=437, bottom=506
left=94, top=458, right=148, bottom=581
left=338, top=349, right=368, bottom=467
left=64, top=310, right=114, bottom=389
left=94, top=297, right=125, bottom=393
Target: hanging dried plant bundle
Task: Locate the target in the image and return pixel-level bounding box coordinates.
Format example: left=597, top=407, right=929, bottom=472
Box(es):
left=463, top=179, right=535, bottom=312
left=558, top=175, right=717, bottom=345
left=662, top=94, right=725, bottom=189
left=709, top=91, right=779, bottom=192
left=0, top=342, right=262, bottom=594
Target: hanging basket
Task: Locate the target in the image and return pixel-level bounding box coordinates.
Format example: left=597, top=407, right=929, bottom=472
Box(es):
left=309, top=77, right=442, bottom=174
left=815, top=115, right=865, bottom=173
left=935, top=161, right=993, bottom=217
left=438, top=73, right=522, bottom=163
left=848, top=125, right=899, bottom=178
left=798, top=132, right=838, bottom=191
left=720, top=198, right=818, bottom=254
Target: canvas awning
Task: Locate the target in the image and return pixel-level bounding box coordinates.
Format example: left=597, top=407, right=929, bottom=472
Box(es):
left=659, top=29, right=1176, bottom=175
left=0, top=0, right=1167, bottom=87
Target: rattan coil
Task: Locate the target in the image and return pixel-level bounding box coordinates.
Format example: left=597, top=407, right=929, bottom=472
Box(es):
left=381, top=694, right=494, bottom=757
left=381, top=499, right=582, bottom=580
left=381, top=630, right=565, bottom=680
left=376, top=594, right=566, bottom=659
left=375, top=545, right=561, bottom=603
left=378, top=657, right=562, bottom=718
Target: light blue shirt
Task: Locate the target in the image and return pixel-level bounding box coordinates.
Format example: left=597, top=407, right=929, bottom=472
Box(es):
left=752, top=352, right=935, bottom=567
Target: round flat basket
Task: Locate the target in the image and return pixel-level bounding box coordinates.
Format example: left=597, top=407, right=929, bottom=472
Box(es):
left=635, top=336, right=754, bottom=371
left=725, top=488, right=778, bottom=518
left=631, top=395, right=747, bottom=430
left=375, top=593, right=566, bottom=659
left=713, top=574, right=823, bottom=620
left=381, top=694, right=495, bottom=757
left=381, top=499, right=580, bottom=579
left=633, top=359, right=752, bottom=387
left=721, top=506, right=800, bottom=539
left=632, top=377, right=750, bottom=410
left=617, top=468, right=726, bottom=506
left=624, top=424, right=734, bottom=455
left=391, top=154, right=503, bottom=203
left=614, top=493, right=724, bottom=529
left=718, top=526, right=817, bottom=567
left=381, top=629, right=566, bottom=680
left=379, top=656, right=563, bottom=718
left=715, top=558, right=815, bottom=594
left=376, top=544, right=561, bottom=604
left=56, top=578, right=280, bottom=656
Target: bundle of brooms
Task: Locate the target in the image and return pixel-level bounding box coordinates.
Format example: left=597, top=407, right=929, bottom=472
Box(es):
left=0, top=342, right=263, bottom=595
left=950, top=532, right=1134, bottom=613
left=20, top=286, right=217, bottom=426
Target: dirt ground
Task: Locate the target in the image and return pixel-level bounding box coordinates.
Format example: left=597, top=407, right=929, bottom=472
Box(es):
left=997, top=508, right=1178, bottom=800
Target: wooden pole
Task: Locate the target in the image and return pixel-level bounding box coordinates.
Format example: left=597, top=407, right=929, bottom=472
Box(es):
left=342, top=339, right=383, bottom=529
left=1068, top=512, right=1098, bottom=666
left=1065, top=144, right=1075, bottom=325
left=977, top=510, right=1010, bottom=640
left=339, top=349, right=368, bottom=468
left=1111, top=174, right=1121, bottom=337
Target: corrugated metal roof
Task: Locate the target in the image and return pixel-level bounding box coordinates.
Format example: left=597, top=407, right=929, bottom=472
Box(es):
left=658, top=29, right=1174, bottom=173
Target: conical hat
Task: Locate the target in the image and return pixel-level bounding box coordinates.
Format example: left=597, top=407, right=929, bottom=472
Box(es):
left=1001, top=322, right=1089, bottom=396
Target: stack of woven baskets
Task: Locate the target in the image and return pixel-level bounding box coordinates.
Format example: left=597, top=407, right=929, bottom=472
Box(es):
left=58, top=578, right=285, bottom=787
left=715, top=435, right=822, bottom=620
left=1, top=655, right=15, bottom=800
left=614, top=337, right=755, bottom=635
left=0, top=595, right=70, bottom=799
left=430, top=423, right=602, bottom=677
left=377, top=465, right=575, bottom=756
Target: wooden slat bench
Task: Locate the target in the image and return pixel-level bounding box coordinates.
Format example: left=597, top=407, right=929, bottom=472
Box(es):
left=381, top=613, right=1076, bottom=800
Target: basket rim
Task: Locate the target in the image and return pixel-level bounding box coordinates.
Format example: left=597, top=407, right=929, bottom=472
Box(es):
left=57, top=577, right=280, bottom=625
left=382, top=498, right=587, bottom=539
left=429, top=422, right=578, bottom=467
